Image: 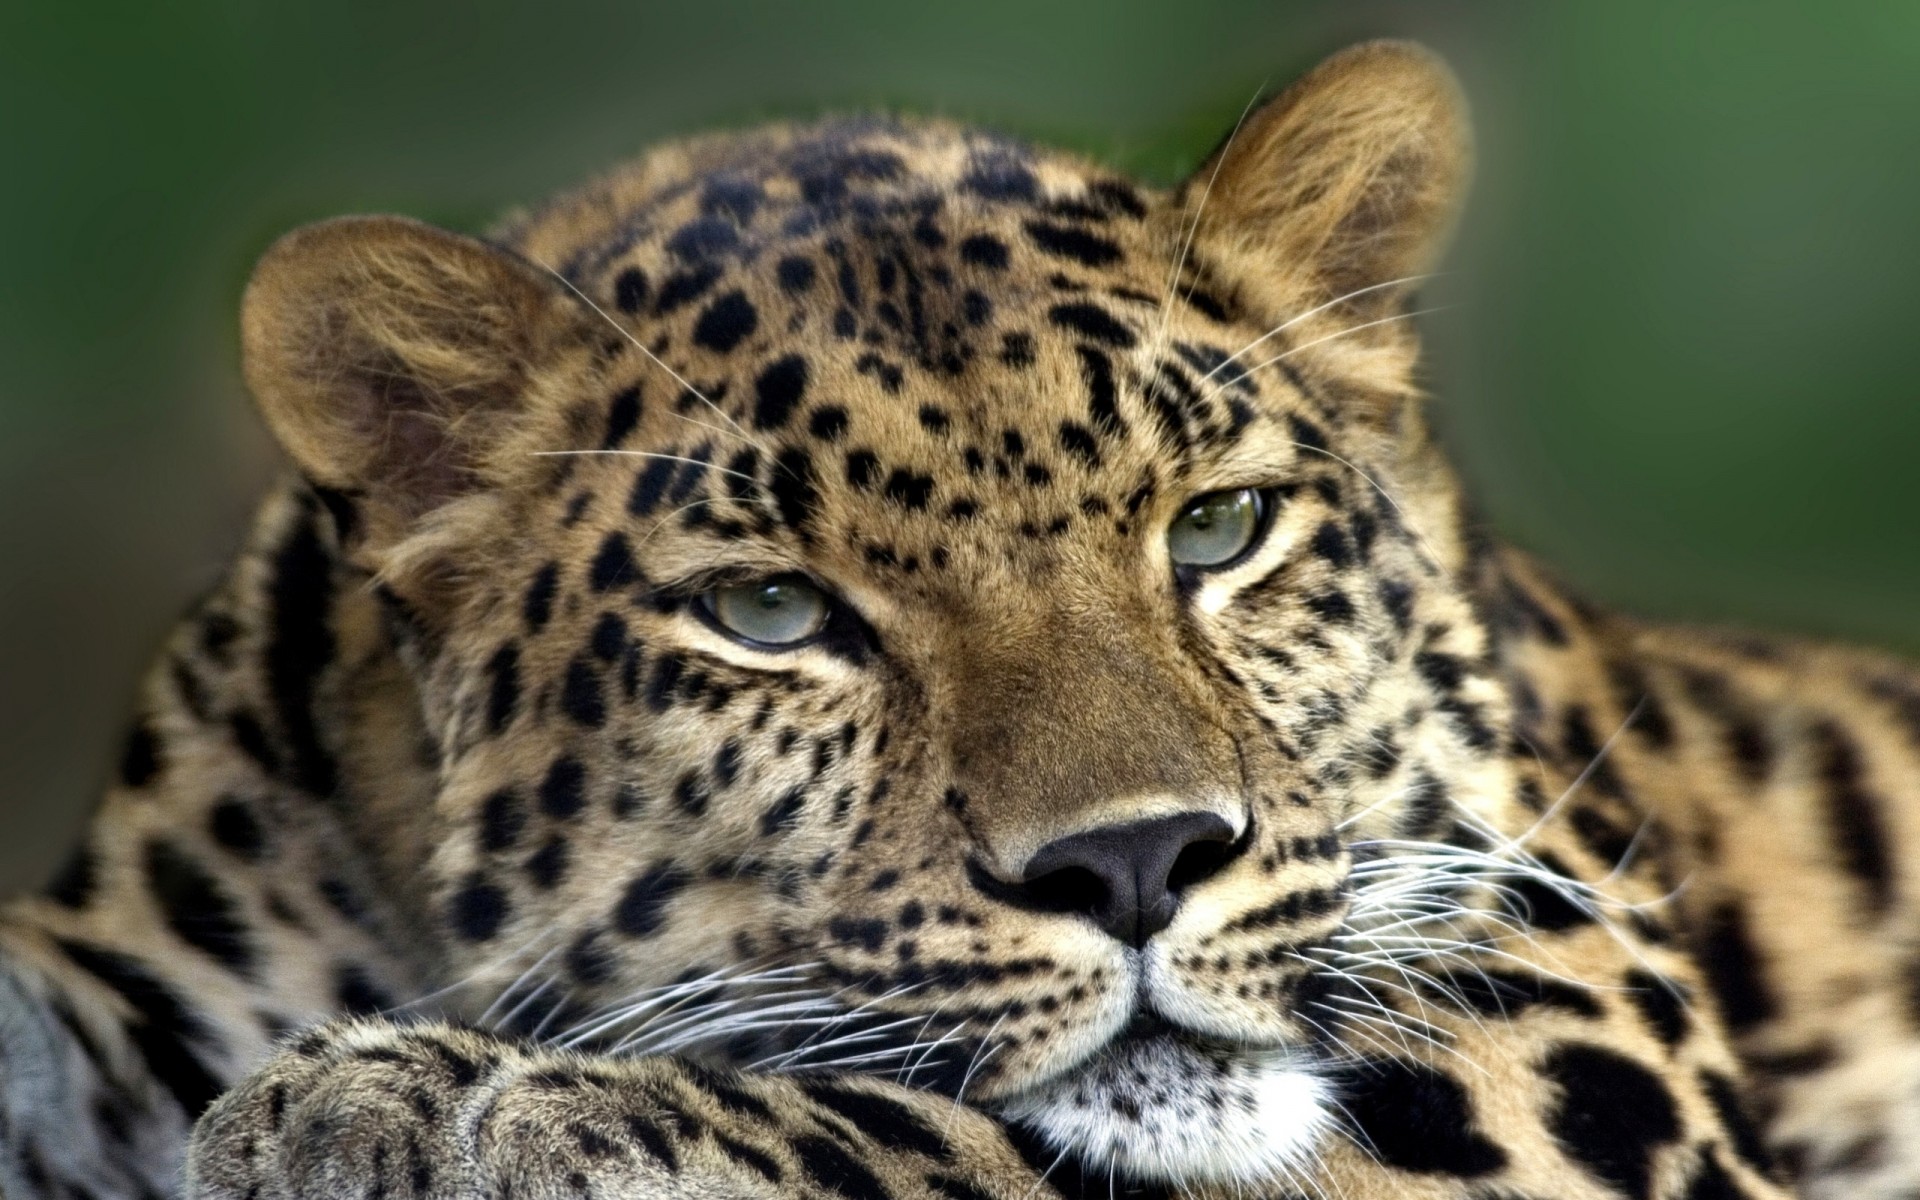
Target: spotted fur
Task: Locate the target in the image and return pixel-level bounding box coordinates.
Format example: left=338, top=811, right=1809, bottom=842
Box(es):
left=1, top=40, right=1913, bottom=1200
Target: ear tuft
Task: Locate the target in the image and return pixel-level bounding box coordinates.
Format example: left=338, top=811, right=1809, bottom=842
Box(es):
left=241, top=216, right=578, bottom=534
left=1182, top=41, right=1470, bottom=316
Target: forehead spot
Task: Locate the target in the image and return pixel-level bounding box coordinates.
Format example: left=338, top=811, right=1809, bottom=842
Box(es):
left=613, top=267, right=650, bottom=314
left=1023, top=219, right=1122, bottom=268
left=958, top=234, right=1010, bottom=270
left=693, top=291, right=759, bottom=354
left=1048, top=302, right=1134, bottom=348
left=754, top=355, right=809, bottom=431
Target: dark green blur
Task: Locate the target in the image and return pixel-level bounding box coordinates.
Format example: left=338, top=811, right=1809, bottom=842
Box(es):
left=4, top=0, right=1918, bottom=890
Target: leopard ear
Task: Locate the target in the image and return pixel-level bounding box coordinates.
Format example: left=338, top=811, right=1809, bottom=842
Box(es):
left=242, top=216, right=587, bottom=561
left=1180, top=41, right=1470, bottom=319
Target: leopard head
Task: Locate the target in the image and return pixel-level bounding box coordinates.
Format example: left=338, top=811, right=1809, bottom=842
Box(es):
left=242, top=41, right=1505, bottom=1185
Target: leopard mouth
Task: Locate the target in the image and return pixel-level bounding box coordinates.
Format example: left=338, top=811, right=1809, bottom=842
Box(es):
left=993, top=1011, right=1333, bottom=1185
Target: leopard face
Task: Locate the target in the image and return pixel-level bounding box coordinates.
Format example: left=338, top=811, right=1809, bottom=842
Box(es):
left=242, top=43, right=1503, bottom=1184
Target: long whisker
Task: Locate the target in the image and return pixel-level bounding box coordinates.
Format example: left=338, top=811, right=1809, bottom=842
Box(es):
left=531, top=257, right=750, bottom=441
left=1147, top=82, right=1267, bottom=370
left=1201, top=306, right=1449, bottom=406
left=1196, top=274, right=1435, bottom=387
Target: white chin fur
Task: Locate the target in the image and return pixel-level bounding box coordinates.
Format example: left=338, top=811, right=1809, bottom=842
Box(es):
left=996, top=1035, right=1333, bottom=1184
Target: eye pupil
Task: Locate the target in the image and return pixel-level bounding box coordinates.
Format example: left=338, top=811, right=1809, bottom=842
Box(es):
left=1167, top=488, right=1265, bottom=569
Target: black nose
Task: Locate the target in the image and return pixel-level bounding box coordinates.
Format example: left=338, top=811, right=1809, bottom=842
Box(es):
left=1013, top=812, right=1240, bottom=946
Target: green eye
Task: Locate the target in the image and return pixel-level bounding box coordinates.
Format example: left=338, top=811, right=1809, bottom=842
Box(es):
left=1167, top=488, right=1266, bottom=569
left=703, top=576, right=831, bottom=647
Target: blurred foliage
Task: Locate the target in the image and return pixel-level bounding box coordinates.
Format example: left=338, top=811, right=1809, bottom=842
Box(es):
left=3, top=0, right=1919, bottom=889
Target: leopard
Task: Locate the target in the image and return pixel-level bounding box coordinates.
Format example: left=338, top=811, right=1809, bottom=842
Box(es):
left=4, top=37, right=1919, bottom=1200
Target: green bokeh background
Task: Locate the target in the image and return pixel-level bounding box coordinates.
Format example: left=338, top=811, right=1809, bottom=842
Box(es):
left=4, top=0, right=1918, bottom=892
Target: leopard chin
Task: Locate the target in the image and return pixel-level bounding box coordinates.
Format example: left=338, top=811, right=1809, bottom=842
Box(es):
left=994, top=1021, right=1333, bottom=1185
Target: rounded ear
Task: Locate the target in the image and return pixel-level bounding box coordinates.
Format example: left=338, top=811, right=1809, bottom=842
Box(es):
left=1179, top=40, right=1470, bottom=318
left=242, top=216, right=586, bottom=557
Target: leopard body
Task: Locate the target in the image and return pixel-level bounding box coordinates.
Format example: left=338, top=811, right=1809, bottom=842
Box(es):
left=3, top=42, right=1917, bottom=1200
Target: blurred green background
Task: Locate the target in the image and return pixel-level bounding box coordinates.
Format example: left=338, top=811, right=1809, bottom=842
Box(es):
left=5, top=0, right=1919, bottom=893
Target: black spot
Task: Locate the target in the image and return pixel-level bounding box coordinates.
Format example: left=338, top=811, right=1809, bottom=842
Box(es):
left=614, top=864, right=690, bottom=937
left=524, top=562, right=560, bottom=630
left=958, top=234, right=1009, bottom=269
left=479, top=789, right=526, bottom=853
left=644, top=652, right=686, bottom=713
left=827, top=916, right=888, bottom=953
left=1310, top=521, right=1352, bottom=567
left=119, top=721, right=162, bottom=788
left=1338, top=1057, right=1506, bottom=1175
left=561, top=657, right=606, bottom=728
left=713, top=739, right=743, bottom=788
left=918, top=406, right=951, bottom=433
left=1502, top=869, right=1594, bottom=932
left=1695, top=901, right=1776, bottom=1033
left=566, top=929, right=614, bottom=986
left=666, top=217, right=739, bottom=261
left=701, top=176, right=763, bottom=223
left=613, top=267, right=650, bottom=314
left=524, top=837, right=570, bottom=890
left=1698, top=1068, right=1774, bottom=1176
left=845, top=450, right=881, bottom=489
left=1057, top=421, right=1100, bottom=466
left=654, top=264, right=723, bottom=314
left=335, top=964, right=391, bottom=1015
left=883, top=469, right=934, bottom=510
left=1811, top=720, right=1896, bottom=915
left=999, top=331, right=1035, bottom=367
left=674, top=773, right=711, bottom=817
left=448, top=873, right=510, bottom=941
left=1542, top=1043, right=1680, bottom=1200
left=1287, top=414, right=1329, bottom=453
left=961, top=157, right=1038, bottom=202
left=1024, top=219, right=1122, bottom=267
left=1682, top=1156, right=1747, bottom=1200
left=1436, top=968, right=1601, bottom=1019
left=1304, top=589, right=1355, bottom=623
left=771, top=447, right=819, bottom=534
left=540, top=756, right=587, bottom=820
left=591, top=612, right=627, bottom=662
left=590, top=531, right=634, bottom=591
left=793, top=1134, right=891, bottom=1200
left=810, top=406, right=850, bottom=441
left=1048, top=302, right=1134, bottom=348
left=624, top=1114, right=680, bottom=1170
left=55, top=938, right=223, bottom=1117
left=1624, top=969, right=1692, bottom=1047
left=264, top=507, right=338, bottom=797
left=754, top=354, right=809, bottom=430
left=693, top=291, right=759, bottom=353
left=760, top=786, right=808, bottom=836
left=716, top=1132, right=784, bottom=1181
left=602, top=386, right=643, bottom=449
left=623, top=456, right=676, bottom=519
left=800, top=1080, right=947, bottom=1158
left=145, top=840, right=256, bottom=978
left=777, top=255, right=817, bottom=293
left=485, top=644, right=521, bottom=735
left=208, top=798, right=266, bottom=860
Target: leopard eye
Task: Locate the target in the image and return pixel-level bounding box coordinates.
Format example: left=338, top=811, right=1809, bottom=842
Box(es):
left=1167, top=488, right=1266, bottom=570
left=702, top=576, right=831, bottom=647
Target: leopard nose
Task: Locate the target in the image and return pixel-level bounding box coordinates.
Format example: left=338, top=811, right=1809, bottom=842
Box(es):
left=1015, top=812, right=1240, bottom=946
